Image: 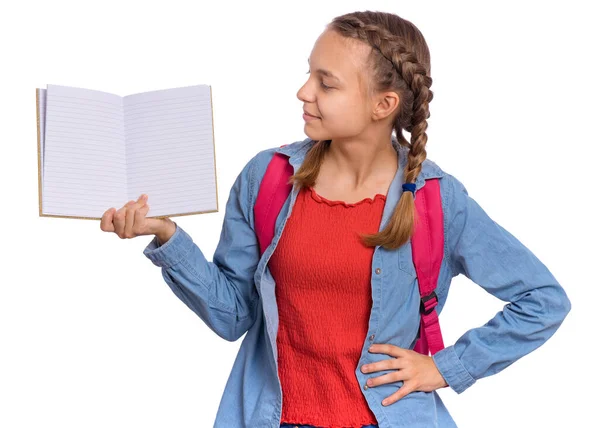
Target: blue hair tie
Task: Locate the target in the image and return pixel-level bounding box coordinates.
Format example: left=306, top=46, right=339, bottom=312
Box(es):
left=402, top=182, right=416, bottom=195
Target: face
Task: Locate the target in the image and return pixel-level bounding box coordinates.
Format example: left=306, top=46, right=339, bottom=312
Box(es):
left=297, top=29, right=377, bottom=141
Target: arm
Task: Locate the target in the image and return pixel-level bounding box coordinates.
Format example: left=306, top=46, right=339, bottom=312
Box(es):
left=432, top=173, right=572, bottom=394
left=143, top=155, right=261, bottom=342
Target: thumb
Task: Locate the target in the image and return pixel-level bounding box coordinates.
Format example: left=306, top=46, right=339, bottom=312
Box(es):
left=139, top=205, right=169, bottom=236
left=134, top=203, right=153, bottom=235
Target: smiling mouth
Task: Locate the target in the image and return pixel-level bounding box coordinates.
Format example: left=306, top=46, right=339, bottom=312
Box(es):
left=303, top=110, right=320, bottom=118
left=304, top=113, right=320, bottom=119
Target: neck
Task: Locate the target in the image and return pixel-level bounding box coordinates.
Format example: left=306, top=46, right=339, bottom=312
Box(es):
left=324, top=134, right=398, bottom=190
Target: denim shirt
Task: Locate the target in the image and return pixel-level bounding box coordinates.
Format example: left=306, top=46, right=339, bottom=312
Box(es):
left=143, top=136, right=571, bottom=428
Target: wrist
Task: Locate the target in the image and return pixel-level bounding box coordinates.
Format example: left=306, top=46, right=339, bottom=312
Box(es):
left=429, top=356, right=449, bottom=389
left=156, top=218, right=176, bottom=245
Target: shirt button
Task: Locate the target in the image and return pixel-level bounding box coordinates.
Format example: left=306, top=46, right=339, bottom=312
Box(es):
left=363, top=383, right=369, bottom=390
left=369, top=334, right=375, bottom=341
left=375, top=268, right=381, bottom=274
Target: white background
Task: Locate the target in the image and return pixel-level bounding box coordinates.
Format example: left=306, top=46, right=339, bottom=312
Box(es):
left=1, top=0, right=597, bottom=427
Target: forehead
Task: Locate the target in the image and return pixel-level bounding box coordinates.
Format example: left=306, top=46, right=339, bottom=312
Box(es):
left=309, top=29, right=371, bottom=84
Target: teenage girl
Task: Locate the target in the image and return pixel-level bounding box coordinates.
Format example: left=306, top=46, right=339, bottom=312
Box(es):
left=100, top=10, right=571, bottom=428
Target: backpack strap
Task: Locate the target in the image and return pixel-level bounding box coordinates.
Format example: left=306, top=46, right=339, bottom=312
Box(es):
left=254, top=148, right=293, bottom=256
left=254, top=146, right=446, bottom=358
left=411, top=177, right=446, bottom=357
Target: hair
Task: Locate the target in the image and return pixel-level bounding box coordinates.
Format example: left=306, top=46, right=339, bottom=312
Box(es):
left=289, top=10, right=434, bottom=250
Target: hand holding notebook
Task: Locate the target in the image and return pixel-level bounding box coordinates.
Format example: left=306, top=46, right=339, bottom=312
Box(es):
left=99, top=193, right=176, bottom=244
left=36, top=83, right=220, bottom=221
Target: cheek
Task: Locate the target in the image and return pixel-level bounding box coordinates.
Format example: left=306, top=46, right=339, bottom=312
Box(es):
left=329, top=100, right=366, bottom=125
left=321, top=96, right=354, bottom=118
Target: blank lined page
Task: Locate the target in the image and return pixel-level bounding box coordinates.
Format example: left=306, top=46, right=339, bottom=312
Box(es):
left=42, top=84, right=127, bottom=218
left=124, top=85, right=217, bottom=217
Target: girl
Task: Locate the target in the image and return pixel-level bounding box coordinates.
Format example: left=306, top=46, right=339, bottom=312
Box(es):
left=102, top=10, right=571, bottom=428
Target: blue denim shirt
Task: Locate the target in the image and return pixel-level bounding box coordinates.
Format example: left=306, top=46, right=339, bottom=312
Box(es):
left=143, top=136, right=571, bottom=428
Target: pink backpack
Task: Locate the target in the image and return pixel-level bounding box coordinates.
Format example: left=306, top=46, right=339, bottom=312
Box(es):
left=253, top=147, right=446, bottom=357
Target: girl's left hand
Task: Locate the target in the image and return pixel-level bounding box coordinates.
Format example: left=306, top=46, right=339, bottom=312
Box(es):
left=361, top=343, right=449, bottom=406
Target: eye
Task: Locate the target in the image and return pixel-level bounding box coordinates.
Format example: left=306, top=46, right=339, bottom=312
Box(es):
left=306, top=70, right=333, bottom=91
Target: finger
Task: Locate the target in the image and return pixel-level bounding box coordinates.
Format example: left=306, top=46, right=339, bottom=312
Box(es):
left=113, top=205, right=128, bottom=238
left=127, top=195, right=148, bottom=237
left=369, top=344, right=407, bottom=358
left=361, top=358, right=401, bottom=374
left=366, top=370, right=406, bottom=388
left=133, top=203, right=150, bottom=234
left=124, top=202, right=137, bottom=238
left=382, top=381, right=414, bottom=407
left=100, top=208, right=116, bottom=232
left=135, top=193, right=148, bottom=207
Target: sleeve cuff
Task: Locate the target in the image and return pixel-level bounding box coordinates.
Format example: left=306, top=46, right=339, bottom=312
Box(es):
left=143, top=222, right=195, bottom=268
left=432, top=345, right=476, bottom=394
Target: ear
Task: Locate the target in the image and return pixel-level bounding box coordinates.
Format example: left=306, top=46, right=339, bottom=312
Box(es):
left=372, top=91, right=400, bottom=121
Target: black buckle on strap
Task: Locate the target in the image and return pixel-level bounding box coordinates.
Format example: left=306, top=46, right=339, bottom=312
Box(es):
left=420, top=291, right=438, bottom=315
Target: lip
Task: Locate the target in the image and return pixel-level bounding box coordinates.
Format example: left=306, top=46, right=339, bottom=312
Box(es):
left=303, top=110, right=319, bottom=118
left=303, top=113, right=320, bottom=122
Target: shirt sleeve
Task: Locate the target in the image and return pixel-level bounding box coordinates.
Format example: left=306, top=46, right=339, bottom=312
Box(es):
left=432, top=172, right=572, bottom=394
left=142, top=154, right=261, bottom=342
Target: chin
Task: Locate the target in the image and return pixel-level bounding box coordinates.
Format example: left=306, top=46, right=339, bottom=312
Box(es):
left=304, top=127, right=332, bottom=142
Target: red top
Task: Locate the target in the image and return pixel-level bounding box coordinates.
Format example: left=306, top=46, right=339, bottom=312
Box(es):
left=269, top=185, right=386, bottom=428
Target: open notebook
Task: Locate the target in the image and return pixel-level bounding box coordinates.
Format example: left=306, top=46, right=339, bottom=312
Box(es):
left=36, top=84, right=219, bottom=220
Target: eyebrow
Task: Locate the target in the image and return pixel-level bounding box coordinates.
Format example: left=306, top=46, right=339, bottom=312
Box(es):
left=307, top=58, right=341, bottom=82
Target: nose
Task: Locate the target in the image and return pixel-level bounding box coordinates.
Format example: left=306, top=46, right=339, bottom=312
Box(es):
left=296, top=79, right=315, bottom=103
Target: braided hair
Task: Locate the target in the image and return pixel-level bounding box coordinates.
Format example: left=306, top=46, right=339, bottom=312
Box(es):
left=290, top=11, right=434, bottom=250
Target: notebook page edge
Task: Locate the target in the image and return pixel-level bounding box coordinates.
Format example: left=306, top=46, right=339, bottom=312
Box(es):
left=36, top=88, right=42, bottom=216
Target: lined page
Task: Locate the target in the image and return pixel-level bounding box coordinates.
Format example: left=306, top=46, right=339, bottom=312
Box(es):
left=124, top=85, right=217, bottom=217
left=42, top=84, right=127, bottom=218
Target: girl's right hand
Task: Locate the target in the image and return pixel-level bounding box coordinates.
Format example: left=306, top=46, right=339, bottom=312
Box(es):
left=100, top=194, right=169, bottom=239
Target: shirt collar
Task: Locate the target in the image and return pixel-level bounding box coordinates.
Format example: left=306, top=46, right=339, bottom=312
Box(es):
left=274, top=135, right=443, bottom=192
left=275, top=135, right=444, bottom=234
